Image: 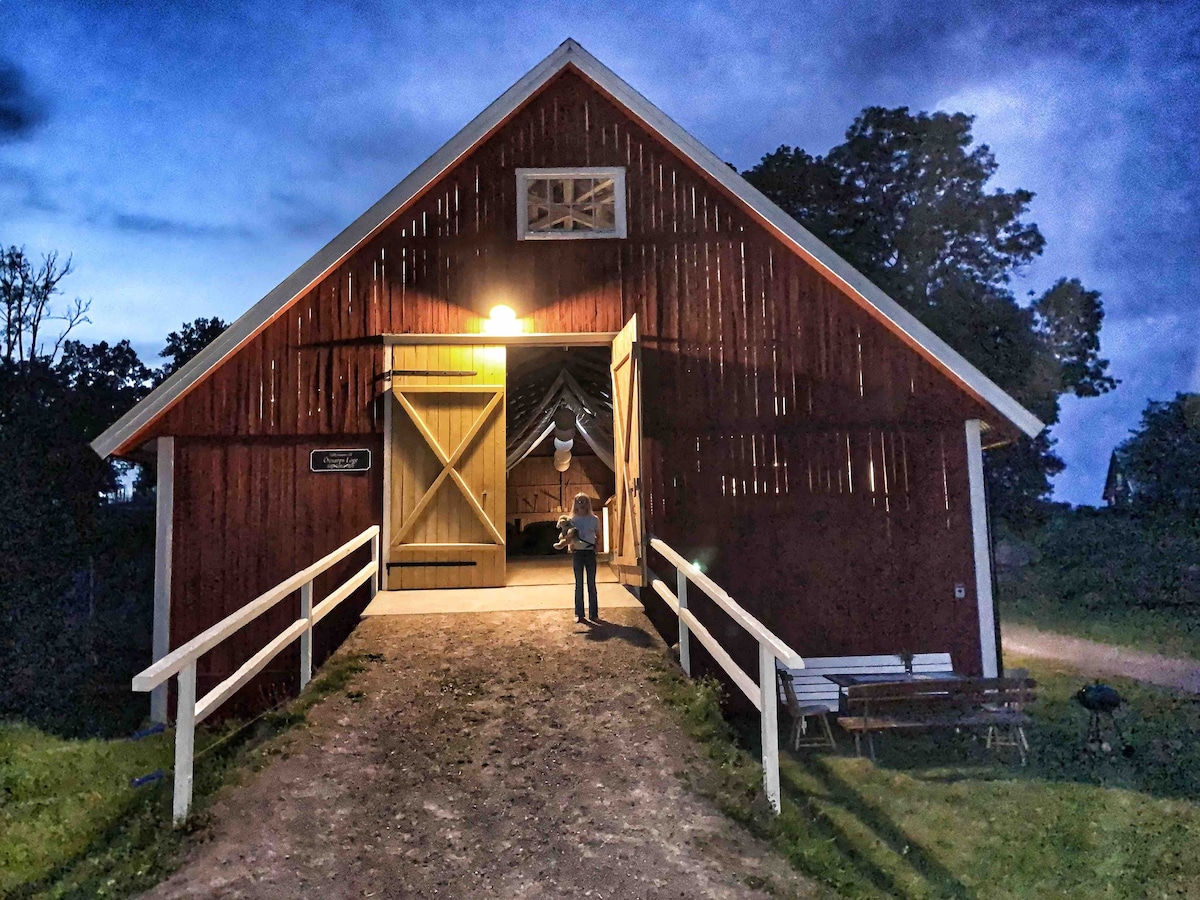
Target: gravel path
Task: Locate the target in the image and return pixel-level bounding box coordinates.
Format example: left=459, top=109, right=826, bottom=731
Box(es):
left=1003, top=623, right=1200, bottom=692
left=144, top=608, right=818, bottom=899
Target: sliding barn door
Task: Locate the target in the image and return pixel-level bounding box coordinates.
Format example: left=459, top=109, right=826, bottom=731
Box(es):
left=610, top=316, right=645, bottom=586
left=386, top=345, right=506, bottom=589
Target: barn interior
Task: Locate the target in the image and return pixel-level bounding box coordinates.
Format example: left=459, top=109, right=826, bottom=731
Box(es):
left=505, top=345, right=616, bottom=577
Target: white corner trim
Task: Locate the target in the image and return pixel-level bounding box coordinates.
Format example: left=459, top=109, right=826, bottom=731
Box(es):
left=381, top=345, right=393, bottom=583
left=965, top=420, right=999, bottom=678
left=151, top=436, right=174, bottom=723
left=90, top=37, right=1043, bottom=460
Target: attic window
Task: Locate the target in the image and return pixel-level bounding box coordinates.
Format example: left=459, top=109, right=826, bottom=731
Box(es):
left=516, top=167, right=627, bottom=240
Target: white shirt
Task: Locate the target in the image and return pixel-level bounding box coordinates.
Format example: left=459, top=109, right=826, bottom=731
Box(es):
left=570, top=513, right=600, bottom=549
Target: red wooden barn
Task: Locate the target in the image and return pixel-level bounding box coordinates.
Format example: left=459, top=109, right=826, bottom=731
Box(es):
left=93, top=40, right=1043, bottom=721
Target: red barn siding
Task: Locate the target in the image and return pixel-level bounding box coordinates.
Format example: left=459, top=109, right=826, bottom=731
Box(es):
left=146, top=69, right=983, bottom=441
left=150, top=67, right=1002, bottom=714
left=170, top=436, right=382, bottom=710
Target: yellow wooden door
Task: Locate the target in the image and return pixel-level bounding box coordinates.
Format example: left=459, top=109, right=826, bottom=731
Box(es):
left=610, top=316, right=644, bottom=586
left=386, top=344, right=506, bottom=589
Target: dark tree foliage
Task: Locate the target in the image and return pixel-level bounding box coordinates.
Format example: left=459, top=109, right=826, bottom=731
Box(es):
left=158, top=315, right=228, bottom=381
left=1114, top=393, right=1200, bottom=515
left=0, top=247, right=156, bottom=735
left=745, top=107, right=1116, bottom=523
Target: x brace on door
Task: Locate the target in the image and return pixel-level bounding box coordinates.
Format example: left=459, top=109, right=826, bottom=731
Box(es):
left=391, top=385, right=505, bottom=547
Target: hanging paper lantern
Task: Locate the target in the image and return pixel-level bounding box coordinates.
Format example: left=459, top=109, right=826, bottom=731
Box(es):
left=553, top=406, right=575, bottom=429
left=553, top=437, right=574, bottom=452
left=554, top=426, right=575, bottom=442
left=553, top=449, right=572, bottom=472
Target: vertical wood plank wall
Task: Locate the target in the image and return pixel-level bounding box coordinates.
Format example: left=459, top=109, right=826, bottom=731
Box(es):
left=146, top=66, right=1008, bottom=710
left=507, top=456, right=614, bottom=518
left=170, top=436, right=383, bottom=712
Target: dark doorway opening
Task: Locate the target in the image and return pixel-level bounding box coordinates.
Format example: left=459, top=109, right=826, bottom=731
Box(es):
left=505, top=344, right=616, bottom=564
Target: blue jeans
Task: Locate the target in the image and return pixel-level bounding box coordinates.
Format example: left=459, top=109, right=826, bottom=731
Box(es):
left=573, top=549, right=598, bottom=619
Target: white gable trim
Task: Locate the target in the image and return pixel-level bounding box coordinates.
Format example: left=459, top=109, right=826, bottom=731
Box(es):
left=92, top=39, right=1041, bottom=458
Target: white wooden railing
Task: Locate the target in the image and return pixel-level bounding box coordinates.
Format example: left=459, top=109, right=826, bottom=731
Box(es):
left=648, top=537, right=804, bottom=813
left=133, top=525, right=381, bottom=823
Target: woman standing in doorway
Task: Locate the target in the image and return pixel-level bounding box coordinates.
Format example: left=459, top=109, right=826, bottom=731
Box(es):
left=569, top=493, right=600, bottom=623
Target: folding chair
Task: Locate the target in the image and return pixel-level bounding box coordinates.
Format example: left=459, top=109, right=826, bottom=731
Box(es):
left=778, top=669, right=836, bottom=750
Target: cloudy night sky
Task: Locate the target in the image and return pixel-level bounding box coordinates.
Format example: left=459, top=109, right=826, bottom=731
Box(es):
left=1, top=0, right=1196, bottom=505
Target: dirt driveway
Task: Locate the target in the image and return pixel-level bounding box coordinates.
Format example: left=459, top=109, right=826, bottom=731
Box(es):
left=1003, top=623, right=1200, bottom=693
left=145, top=607, right=818, bottom=899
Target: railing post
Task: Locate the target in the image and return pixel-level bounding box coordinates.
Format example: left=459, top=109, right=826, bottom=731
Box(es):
left=370, top=528, right=381, bottom=596
left=173, top=661, right=197, bottom=824
left=677, top=568, right=691, bottom=677
left=759, top=642, right=781, bottom=813
left=299, top=580, right=313, bottom=690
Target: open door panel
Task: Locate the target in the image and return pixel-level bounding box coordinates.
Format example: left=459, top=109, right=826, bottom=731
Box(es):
left=610, top=316, right=645, bottom=587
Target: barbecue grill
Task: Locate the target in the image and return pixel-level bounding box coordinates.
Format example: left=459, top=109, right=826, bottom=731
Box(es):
left=1075, top=682, right=1134, bottom=756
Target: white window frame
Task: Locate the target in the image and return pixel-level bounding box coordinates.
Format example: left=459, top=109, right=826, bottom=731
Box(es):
left=516, top=167, right=627, bottom=240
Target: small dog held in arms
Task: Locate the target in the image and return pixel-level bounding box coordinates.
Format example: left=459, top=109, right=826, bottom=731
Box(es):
left=553, top=514, right=583, bottom=551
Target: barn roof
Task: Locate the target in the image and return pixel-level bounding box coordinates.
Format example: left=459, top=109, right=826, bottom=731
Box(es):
left=91, top=38, right=1043, bottom=459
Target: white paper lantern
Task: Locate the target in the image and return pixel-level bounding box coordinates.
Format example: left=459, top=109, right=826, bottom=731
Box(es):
left=553, top=437, right=574, bottom=452
left=553, top=406, right=575, bottom=429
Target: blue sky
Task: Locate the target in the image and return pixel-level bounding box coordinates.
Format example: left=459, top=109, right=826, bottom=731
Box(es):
left=1, top=0, right=1197, bottom=505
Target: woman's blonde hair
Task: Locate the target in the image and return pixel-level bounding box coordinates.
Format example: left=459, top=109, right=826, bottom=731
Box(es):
left=571, top=492, right=593, bottom=515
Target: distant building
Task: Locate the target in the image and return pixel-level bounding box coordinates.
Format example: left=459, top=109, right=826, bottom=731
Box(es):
left=1102, top=450, right=1132, bottom=507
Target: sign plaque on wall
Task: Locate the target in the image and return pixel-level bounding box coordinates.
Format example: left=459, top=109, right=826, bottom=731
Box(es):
left=310, top=448, right=372, bottom=473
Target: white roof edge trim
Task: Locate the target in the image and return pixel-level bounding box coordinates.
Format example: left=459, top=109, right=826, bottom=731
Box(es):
left=90, top=40, right=582, bottom=458
left=93, top=37, right=1042, bottom=459
left=561, top=47, right=1045, bottom=440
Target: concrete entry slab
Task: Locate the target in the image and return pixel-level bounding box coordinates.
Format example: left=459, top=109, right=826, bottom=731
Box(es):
left=363, top=557, right=636, bottom=616
left=504, top=556, right=618, bottom=586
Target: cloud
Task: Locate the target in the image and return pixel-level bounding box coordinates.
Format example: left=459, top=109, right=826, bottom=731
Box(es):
left=0, top=163, right=61, bottom=213
left=0, top=61, right=46, bottom=142
left=106, top=212, right=257, bottom=241
left=267, top=190, right=344, bottom=240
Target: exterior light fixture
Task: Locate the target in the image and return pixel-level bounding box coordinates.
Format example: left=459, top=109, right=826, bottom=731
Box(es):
left=484, top=304, right=521, bottom=336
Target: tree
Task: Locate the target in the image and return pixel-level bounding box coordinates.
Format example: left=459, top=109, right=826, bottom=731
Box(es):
left=158, top=316, right=228, bottom=381
left=744, top=108, right=1116, bottom=522
left=1114, top=393, right=1200, bottom=515
left=1, top=246, right=89, bottom=365
left=0, top=246, right=154, bottom=734
left=59, top=339, right=154, bottom=444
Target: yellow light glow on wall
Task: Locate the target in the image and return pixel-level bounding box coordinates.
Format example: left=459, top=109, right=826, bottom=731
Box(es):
left=483, top=304, right=522, bottom=336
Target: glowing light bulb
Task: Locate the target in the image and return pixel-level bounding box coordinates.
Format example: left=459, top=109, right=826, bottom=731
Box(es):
left=483, top=304, right=521, bottom=335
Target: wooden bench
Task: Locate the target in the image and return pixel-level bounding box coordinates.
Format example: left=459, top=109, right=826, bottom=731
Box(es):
left=776, top=653, right=954, bottom=713
left=837, top=676, right=1037, bottom=763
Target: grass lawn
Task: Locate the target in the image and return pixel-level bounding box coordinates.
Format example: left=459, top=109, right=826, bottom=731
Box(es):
left=0, top=651, right=371, bottom=899
left=654, top=655, right=1200, bottom=899
left=0, top=722, right=172, bottom=896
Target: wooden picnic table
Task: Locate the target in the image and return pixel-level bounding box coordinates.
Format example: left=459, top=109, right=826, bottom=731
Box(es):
left=825, top=670, right=960, bottom=690
left=835, top=675, right=1036, bottom=763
